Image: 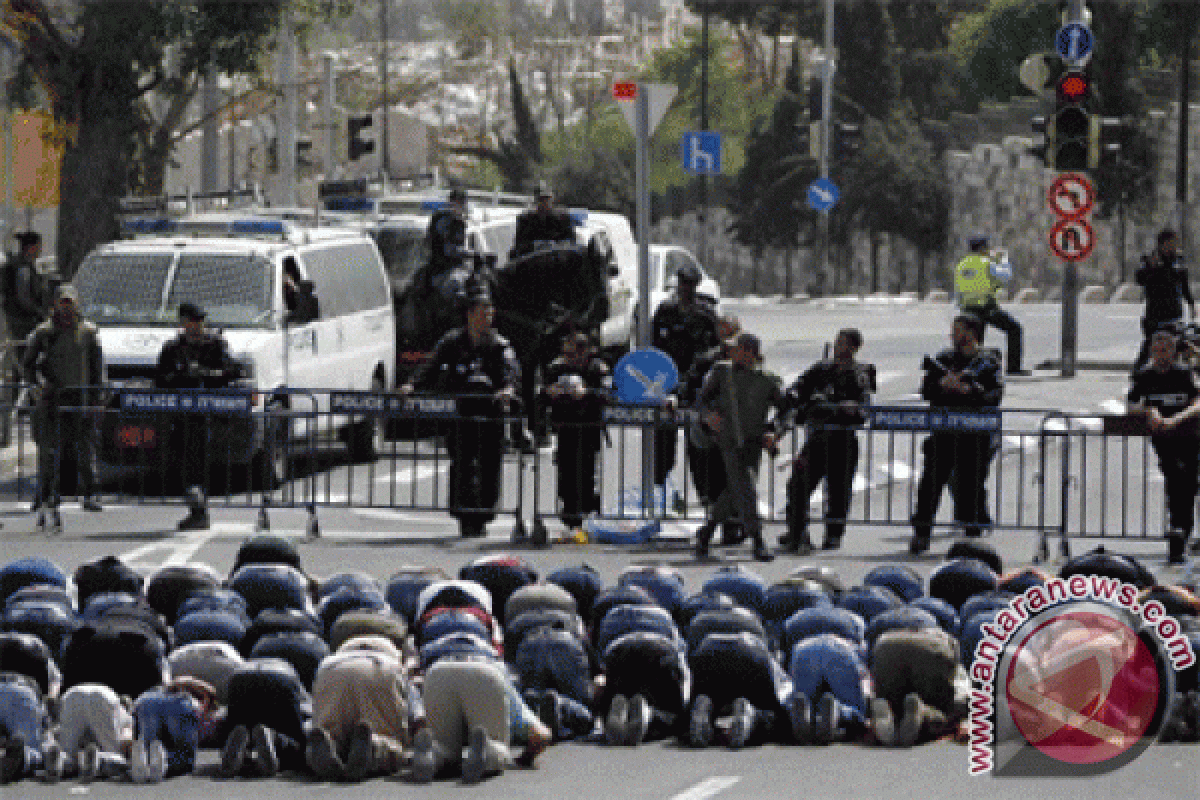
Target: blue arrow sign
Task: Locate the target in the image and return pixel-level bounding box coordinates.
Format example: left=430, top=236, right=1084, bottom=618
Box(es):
left=681, top=131, right=721, bottom=175
left=1056, top=23, right=1093, bottom=63
left=806, top=178, right=840, bottom=212
left=614, top=348, right=678, bottom=405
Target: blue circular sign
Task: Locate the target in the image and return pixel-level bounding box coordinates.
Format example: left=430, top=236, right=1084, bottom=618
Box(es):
left=614, top=348, right=679, bottom=405
left=1056, top=23, right=1093, bottom=62
left=807, top=178, right=840, bottom=212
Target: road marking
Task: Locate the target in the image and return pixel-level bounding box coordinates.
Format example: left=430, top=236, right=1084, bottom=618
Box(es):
left=122, top=530, right=219, bottom=571
left=670, top=776, right=741, bottom=800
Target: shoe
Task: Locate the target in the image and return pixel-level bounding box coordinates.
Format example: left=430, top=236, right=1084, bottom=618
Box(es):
left=130, top=738, right=148, bottom=784
left=896, top=693, right=923, bottom=748
left=787, top=692, right=812, bottom=745
left=694, top=523, right=717, bottom=561
left=0, top=736, right=25, bottom=783
left=1168, top=531, right=1188, bottom=565
left=605, top=694, right=628, bottom=746
left=536, top=692, right=561, bottom=741
left=461, top=725, right=488, bottom=785
left=145, top=740, right=166, bottom=783
left=719, top=523, right=746, bottom=546
left=688, top=695, right=714, bottom=748
left=814, top=694, right=841, bottom=745
left=251, top=724, right=278, bottom=778
left=752, top=543, right=775, bottom=563
left=909, top=530, right=931, bottom=555
left=306, top=728, right=345, bottom=781
left=626, top=694, right=650, bottom=746
left=821, top=534, right=843, bottom=551
left=515, top=722, right=550, bottom=769
left=177, top=510, right=211, bottom=531
left=408, top=727, right=436, bottom=784
left=40, top=740, right=63, bottom=783
left=460, top=520, right=487, bottom=538
left=219, top=725, right=249, bottom=778
left=1007, top=369, right=1032, bottom=377
left=871, top=698, right=896, bottom=747
left=78, top=744, right=99, bottom=782
left=779, top=531, right=814, bottom=556
left=50, top=509, right=62, bottom=533
left=344, top=721, right=372, bottom=782
left=82, top=497, right=102, bottom=512
left=728, top=697, right=754, bottom=750
left=672, top=490, right=686, bottom=515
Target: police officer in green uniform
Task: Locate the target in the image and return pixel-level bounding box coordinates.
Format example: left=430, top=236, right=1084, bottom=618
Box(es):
left=954, top=235, right=1027, bottom=376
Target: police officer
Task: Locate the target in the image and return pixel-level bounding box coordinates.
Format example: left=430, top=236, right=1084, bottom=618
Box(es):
left=652, top=262, right=719, bottom=509
left=1135, top=228, right=1195, bottom=369
left=954, top=235, right=1027, bottom=376
left=156, top=302, right=240, bottom=531
left=682, top=314, right=740, bottom=542
left=22, top=284, right=105, bottom=528
left=4, top=232, right=45, bottom=359
left=1128, top=328, right=1200, bottom=564
left=426, top=188, right=469, bottom=277
left=780, top=329, right=875, bottom=555
left=910, top=314, right=1003, bottom=556
left=399, top=284, right=520, bottom=538
left=510, top=182, right=575, bottom=259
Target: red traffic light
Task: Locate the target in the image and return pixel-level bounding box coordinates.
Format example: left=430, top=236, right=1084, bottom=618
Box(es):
left=1058, top=71, right=1089, bottom=103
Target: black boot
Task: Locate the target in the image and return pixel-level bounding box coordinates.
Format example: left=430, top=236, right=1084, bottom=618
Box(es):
left=695, top=521, right=717, bottom=561
left=780, top=529, right=814, bottom=556
left=909, top=525, right=931, bottom=555
left=1168, top=530, right=1188, bottom=565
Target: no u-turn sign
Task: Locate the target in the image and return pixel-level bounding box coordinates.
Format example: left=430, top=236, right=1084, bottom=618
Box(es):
left=1049, top=217, right=1095, bottom=262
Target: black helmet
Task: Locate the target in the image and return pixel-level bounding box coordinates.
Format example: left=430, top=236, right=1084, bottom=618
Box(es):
left=676, top=263, right=702, bottom=284
left=968, top=235, right=989, bottom=251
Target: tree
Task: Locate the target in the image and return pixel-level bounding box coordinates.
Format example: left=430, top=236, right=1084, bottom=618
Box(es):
left=835, top=0, right=897, bottom=121
left=1, top=0, right=306, bottom=276
left=447, top=59, right=541, bottom=191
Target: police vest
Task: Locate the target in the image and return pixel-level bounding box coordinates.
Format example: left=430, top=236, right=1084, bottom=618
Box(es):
left=955, top=255, right=995, bottom=308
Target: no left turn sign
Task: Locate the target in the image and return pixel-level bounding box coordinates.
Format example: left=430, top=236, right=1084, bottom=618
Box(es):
left=1049, top=217, right=1095, bottom=262
left=1048, top=173, right=1095, bottom=220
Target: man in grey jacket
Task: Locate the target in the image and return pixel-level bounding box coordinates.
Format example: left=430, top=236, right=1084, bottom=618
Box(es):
left=693, top=333, right=785, bottom=562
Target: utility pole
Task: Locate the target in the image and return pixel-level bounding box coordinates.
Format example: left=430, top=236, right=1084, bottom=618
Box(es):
left=277, top=19, right=297, bottom=207
left=817, top=0, right=834, bottom=290
left=201, top=64, right=218, bottom=194
left=323, top=53, right=336, bottom=179
left=380, top=0, right=391, bottom=182
left=698, top=2, right=709, bottom=272
left=1178, top=4, right=1192, bottom=251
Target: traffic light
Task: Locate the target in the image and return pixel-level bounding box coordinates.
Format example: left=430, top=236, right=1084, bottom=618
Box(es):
left=833, top=122, right=863, bottom=162
left=1092, top=116, right=1128, bottom=168
left=296, top=136, right=315, bottom=169
left=347, top=114, right=375, bottom=161
left=1053, top=68, right=1091, bottom=171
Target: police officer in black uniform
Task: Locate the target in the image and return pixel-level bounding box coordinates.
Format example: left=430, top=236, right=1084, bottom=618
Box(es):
left=510, top=182, right=576, bottom=259
left=780, top=328, right=875, bottom=555
left=1128, top=328, right=1200, bottom=564
left=651, top=262, right=719, bottom=507
left=400, top=284, right=520, bottom=538
left=909, top=314, right=1004, bottom=555
left=426, top=187, right=469, bottom=278
left=156, top=302, right=240, bottom=530
left=541, top=332, right=612, bottom=531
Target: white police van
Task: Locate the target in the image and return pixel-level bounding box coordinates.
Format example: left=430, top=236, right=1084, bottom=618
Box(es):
left=72, top=216, right=396, bottom=485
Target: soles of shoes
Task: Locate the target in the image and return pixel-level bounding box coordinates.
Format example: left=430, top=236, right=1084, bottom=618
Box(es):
left=306, top=729, right=345, bottom=781
left=461, top=726, right=488, bottom=785
left=626, top=694, right=650, bottom=747
left=78, top=744, right=99, bottom=782
left=344, top=722, right=372, bottom=782
left=40, top=741, right=62, bottom=783
left=728, top=697, right=753, bottom=750
left=605, top=695, right=628, bottom=747
left=788, top=693, right=812, bottom=745
left=220, top=726, right=249, bottom=778
left=130, top=739, right=148, bottom=784
left=814, top=694, right=840, bottom=746
left=871, top=699, right=896, bottom=747
left=252, top=725, right=279, bottom=778
left=689, top=695, right=714, bottom=748
left=409, top=728, right=436, bottom=784
left=896, top=693, right=923, bottom=748
left=537, top=693, right=560, bottom=742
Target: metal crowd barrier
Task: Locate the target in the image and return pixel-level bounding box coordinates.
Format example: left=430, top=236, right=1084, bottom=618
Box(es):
left=0, top=385, right=1170, bottom=559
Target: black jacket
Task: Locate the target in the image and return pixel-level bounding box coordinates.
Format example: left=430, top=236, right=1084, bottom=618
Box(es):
left=156, top=330, right=239, bottom=390
left=1129, top=362, right=1200, bottom=430
left=411, top=327, right=520, bottom=415
left=511, top=208, right=575, bottom=257
left=426, top=209, right=468, bottom=272
left=1136, top=250, right=1194, bottom=324
left=784, top=360, right=874, bottom=429
left=651, top=297, right=719, bottom=381
left=920, top=348, right=1003, bottom=409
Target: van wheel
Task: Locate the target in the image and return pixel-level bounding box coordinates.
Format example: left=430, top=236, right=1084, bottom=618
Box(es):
left=346, top=375, right=386, bottom=463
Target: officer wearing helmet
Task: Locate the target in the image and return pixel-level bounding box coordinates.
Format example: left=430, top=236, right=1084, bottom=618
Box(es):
left=510, top=182, right=575, bottom=260
left=953, top=234, right=1027, bottom=376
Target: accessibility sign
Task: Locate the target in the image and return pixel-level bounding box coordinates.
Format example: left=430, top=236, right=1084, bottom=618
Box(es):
left=806, top=178, right=840, bottom=212
left=1048, top=173, right=1094, bottom=220
left=681, top=131, right=721, bottom=175
left=613, top=348, right=678, bottom=406
left=1049, top=217, right=1095, bottom=262
left=1056, top=23, right=1094, bottom=63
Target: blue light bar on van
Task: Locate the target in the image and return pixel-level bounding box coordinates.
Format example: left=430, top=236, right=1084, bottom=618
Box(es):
left=421, top=200, right=451, bottom=212
left=230, top=219, right=287, bottom=235
left=121, top=217, right=177, bottom=234
left=324, top=197, right=376, bottom=212
left=569, top=210, right=587, bottom=226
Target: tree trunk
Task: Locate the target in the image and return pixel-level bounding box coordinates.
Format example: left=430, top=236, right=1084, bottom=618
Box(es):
left=58, top=107, right=133, bottom=279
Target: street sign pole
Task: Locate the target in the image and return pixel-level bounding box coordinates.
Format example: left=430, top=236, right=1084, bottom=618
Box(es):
left=1061, top=0, right=1087, bottom=379
left=817, top=0, right=834, bottom=288
left=635, top=86, right=656, bottom=515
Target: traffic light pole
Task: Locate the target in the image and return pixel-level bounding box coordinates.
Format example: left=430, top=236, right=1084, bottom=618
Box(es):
left=1059, top=0, right=1087, bottom=379
left=817, top=0, right=834, bottom=289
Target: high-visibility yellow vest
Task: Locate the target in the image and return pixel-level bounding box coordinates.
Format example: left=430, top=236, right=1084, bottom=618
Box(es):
left=955, top=254, right=996, bottom=308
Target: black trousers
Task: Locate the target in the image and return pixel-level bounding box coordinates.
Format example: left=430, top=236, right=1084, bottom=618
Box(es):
left=172, top=414, right=211, bottom=494
left=446, top=416, right=504, bottom=526
left=912, top=432, right=997, bottom=536
left=787, top=430, right=859, bottom=541
left=555, top=425, right=601, bottom=526
left=34, top=401, right=97, bottom=505
left=1151, top=434, right=1200, bottom=536
left=966, top=302, right=1023, bottom=373
left=654, top=422, right=678, bottom=487
left=687, top=442, right=727, bottom=505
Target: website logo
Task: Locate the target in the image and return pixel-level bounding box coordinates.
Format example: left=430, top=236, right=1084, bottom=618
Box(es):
left=968, top=576, right=1195, bottom=776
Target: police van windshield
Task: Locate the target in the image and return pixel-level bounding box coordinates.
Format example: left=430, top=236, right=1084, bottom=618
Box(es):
left=372, top=227, right=427, bottom=285
left=74, top=251, right=274, bottom=328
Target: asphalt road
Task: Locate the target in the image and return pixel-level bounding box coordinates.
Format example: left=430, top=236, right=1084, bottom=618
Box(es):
left=2, top=299, right=1196, bottom=800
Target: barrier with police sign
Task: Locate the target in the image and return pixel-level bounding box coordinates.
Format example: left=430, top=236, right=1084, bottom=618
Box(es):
left=1049, top=216, right=1095, bottom=262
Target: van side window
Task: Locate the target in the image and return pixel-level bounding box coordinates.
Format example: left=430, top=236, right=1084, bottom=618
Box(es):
left=301, top=241, right=389, bottom=317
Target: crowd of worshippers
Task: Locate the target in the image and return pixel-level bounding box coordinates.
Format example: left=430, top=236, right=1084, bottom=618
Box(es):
left=0, top=536, right=1198, bottom=786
